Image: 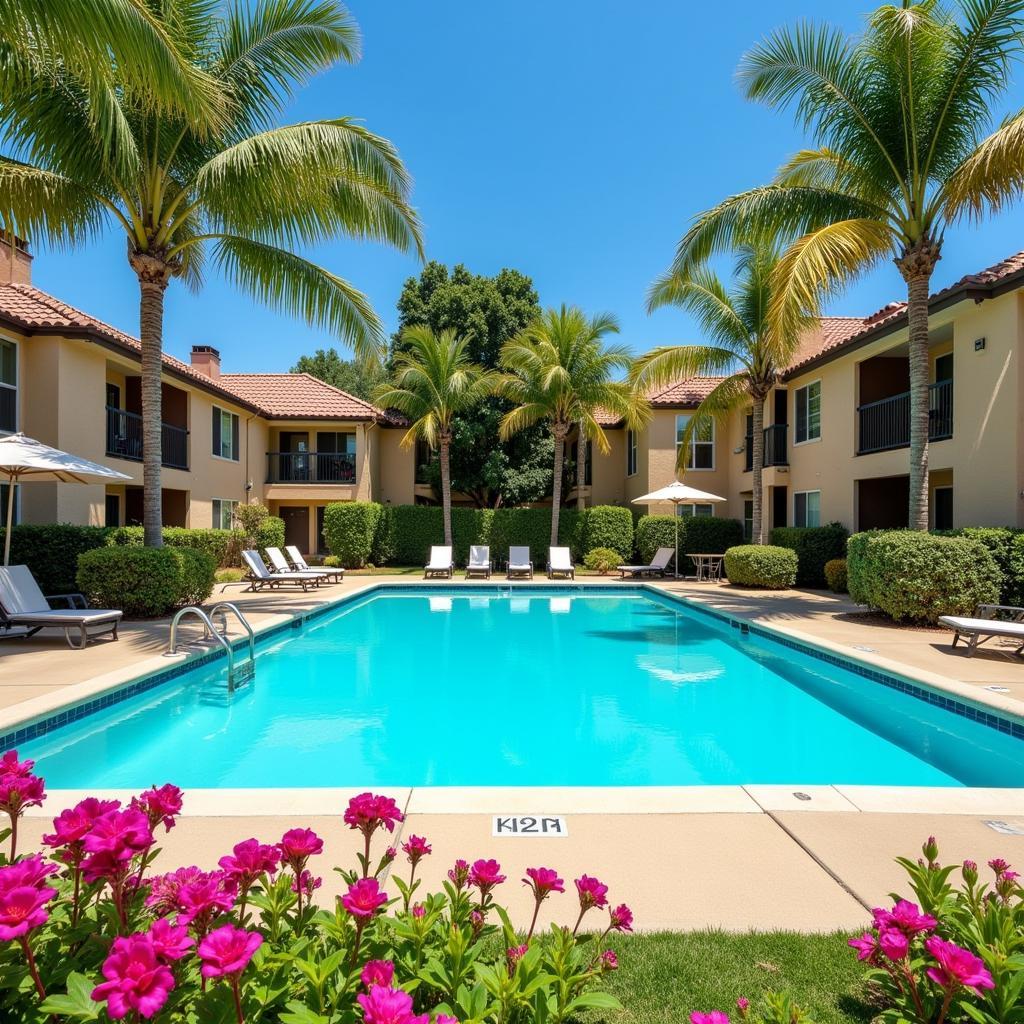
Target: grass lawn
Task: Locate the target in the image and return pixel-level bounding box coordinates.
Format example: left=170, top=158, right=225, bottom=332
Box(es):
left=603, top=932, right=872, bottom=1024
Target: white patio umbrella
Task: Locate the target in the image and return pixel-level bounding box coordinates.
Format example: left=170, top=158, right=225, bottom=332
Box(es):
left=631, top=480, right=727, bottom=578
left=0, top=433, right=132, bottom=565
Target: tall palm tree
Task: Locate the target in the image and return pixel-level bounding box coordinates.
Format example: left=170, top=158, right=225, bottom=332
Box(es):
left=0, top=0, right=421, bottom=546
left=666, top=0, right=1024, bottom=530
left=375, top=326, right=498, bottom=546
left=632, top=243, right=813, bottom=545
left=499, top=306, right=649, bottom=545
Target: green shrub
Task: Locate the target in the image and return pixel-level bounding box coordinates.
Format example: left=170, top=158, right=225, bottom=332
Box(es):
left=323, top=502, right=382, bottom=568
left=233, top=500, right=270, bottom=549
left=0, top=524, right=111, bottom=593
left=635, top=515, right=677, bottom=564
left=824, top=557, right=848, bottom=593
left=577, top=506, right=633, bottom=561
left=108, top=526, right=242, bottom=567
left=934, top=526, right=1023, bottom=605
left=634, top=514, right=743, bottom=572
left=584, top=547, right=621, bottom=574
left=724, top=545, right=798, bottom=588
left=847, top=530, right=1000, bottom=624
left=255, top=516, right=285, bottom=557
left=76, top=546, right=215, bottom=617
left=1009, top=533, right=1024, bottom=607
left=770, top=523, right=849, bottom=587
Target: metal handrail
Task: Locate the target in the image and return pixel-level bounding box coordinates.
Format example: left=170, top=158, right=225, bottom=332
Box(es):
left=167, top=603, right=256, bottom=690
left=206, top=601, right=255, bottom=667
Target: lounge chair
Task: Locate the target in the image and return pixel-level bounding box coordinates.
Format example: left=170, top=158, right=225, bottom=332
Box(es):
left=237, top=550, right=322, bottom=592
left=424, top=546, right=454, bottom=579
left=0, top=565, right=121, bottom=649
left=266, top=547, right=341, bottom=585
left=465, top=545, right=492, bottom=579
left=285, top=545, right=344, bottom=583
left=506, top=546, right=533, bottom=580
left=617, top=547, right=675, bottom=579
left=939, top=604, right=1024, bottom=658
left=547, top=546, right=575, bottom=580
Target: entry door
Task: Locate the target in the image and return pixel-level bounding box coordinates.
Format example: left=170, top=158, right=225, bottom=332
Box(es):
left=281, top=507, right=309, bottom=554
left=105, top=494, right=120, bottom=527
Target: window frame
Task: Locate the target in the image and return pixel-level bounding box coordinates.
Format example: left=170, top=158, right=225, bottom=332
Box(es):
left=675, top=413, right=715, bottom=471
left=793, top=379, right=822, bottom=446
left=793, top=489, right=821, bottom=528
left=743, top=499, right=754, bottom=542
left=626, top=429, right=637, bottom=477
left=676, top=502, right=715, bottom=518
left=0, top=335, right=18, bottom=435
left=212, top=498, right=239, bottom=531
left=212, top=405, right=240, bottom=462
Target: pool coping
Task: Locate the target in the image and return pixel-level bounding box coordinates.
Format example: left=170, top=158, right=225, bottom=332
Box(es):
left=4, top=580, right=1024, bottom=809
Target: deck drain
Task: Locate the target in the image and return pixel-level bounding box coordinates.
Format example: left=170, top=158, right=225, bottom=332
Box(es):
left=985, top=685, right=1011, bottom=693
left=852, top=644, right=877, bottom=653
left=792, top=792, right=812, bottom=801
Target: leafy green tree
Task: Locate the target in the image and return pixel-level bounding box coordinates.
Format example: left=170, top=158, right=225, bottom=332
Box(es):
left=499, top=306, right=649, bottom=545
left=290, top=349, right=388, bottom=401
left=375, top=327, right=498, bottom=545
left=0, top=0, right=421, bottom=545
left=392, top=262, right=551, bottom=507
left=633, top=243, right=813, bottom=544
left=669, top=0, right=1024, bottom=530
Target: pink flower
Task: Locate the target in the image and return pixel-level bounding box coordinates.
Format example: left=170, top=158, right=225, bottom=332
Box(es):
left=91, top=934, right=175, bottom=1019
left=197, top=924, right=263, bottom=979
left=879, top=927, right=910, bottom=961
left=575, top=875, right=609, bottom=911
left=343, top=878, right=388, bottom=919
left=218, top=838, right=280, bottom=888
left=384, top=846, right=397, bottom=863
left=176, top=870, right=237, bottom=928
left=278, top=828, right=323, bottom=874
left=361, top=959, right=395, bottom=988
left=507, top=943, right=529, bottom=969
left=736, top=998, right=750, bottom=1016
left=412, top=903, right=425, bottom=919
left=436, top=1016, right=458, bottom=1024
left=81, top=808, right=153, bottom=882
left=344, top=792, right=404, bottom=838
left=0, top=881, right=57, bottom=940
left=0, top=772, right=45, bottom=816
left=130, top=785, right=183, bottom=834
left=600, top=949, right=618, bottom=971
left=0, top=750, right=34, bottom=777
left=145, top=865, right=205, bottom=916
left=469, top=859, right=506, bottom=895
left=924, top=936, right=995, bottom=994
left=609, top=903, right=633, bottom=932
left=402, top=834, right=431, bottom=866
left=357, top=985, right=428, bottom=1024
left=147, top=918, right=194, bottom=962
left=448, top=859, right=470, bottom=889
left=988, top=858, right=1011, bottom=876
left=523, top=867, right=564, bottom=901
left=43, top=798, right=120, bottom=863
left=873, top=900, right=936, bottom=936
left=848, top=933, right=880, bottom=963
left=962, top=860, right=978, bottom=884
left=0, top=853, right=57, bottom=893
left=292, top=871, right=321, bottom=898
left=691, top=1012, right=730, bottom=1024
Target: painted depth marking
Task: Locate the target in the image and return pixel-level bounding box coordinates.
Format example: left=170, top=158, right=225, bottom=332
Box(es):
left=492, top=815, right=568, bottom=837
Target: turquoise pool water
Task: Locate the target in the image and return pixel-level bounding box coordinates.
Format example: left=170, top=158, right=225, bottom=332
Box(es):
left=19, top=587, right=1024, bottom=788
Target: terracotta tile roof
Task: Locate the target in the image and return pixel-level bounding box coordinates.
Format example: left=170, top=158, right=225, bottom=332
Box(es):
left=647, top=376, right=726, bottom=406
left=220, top=373, right=382, bottom=420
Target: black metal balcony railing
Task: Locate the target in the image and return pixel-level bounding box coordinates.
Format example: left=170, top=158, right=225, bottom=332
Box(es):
left=744, top=423, right=789, bottom=471
left=266, top=451, right=357, bottom=484
left=857, top=378, right=953, bottom=455
left=105, top=406, right=189, bottom=470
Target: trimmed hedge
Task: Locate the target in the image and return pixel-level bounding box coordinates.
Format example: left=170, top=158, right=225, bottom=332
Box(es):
left=634, top=514, right=743, bottom=572
left=934, top=527, right=1023, bottom=606
left=770, top=523, right=849, bottom=587
left=576, top=506, right=632, bottom=561
left=847, top=530, right=1000, bottom=624
left=634, top=515, right=677, bottom=565
left=584, top=547, right=621, bottom=574
left=1010, top=534, right=1024, bottom=607
left=323, top=502, right=382, bottom=568
left=76, top=546, right=215, bottom=617
left=0, top=524, right=111, bottom=594
left=107, top=519, right=284, bottom=567
left=255, top=516, right=285, bottom=558
left=724, top=545, right=798, bottom=588
left=824, top=558, right=848, bottom=594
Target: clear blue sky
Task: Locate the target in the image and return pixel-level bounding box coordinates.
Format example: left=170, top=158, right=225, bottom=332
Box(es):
left=29, top=0, right=1024, bottom=372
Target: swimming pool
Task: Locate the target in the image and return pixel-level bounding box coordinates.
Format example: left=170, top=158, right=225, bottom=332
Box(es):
left=16, top=586, right=1024, bottom=788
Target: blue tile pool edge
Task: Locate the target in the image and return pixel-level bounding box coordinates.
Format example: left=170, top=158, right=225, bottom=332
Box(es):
left=1, top=581, right=1021, bottom=752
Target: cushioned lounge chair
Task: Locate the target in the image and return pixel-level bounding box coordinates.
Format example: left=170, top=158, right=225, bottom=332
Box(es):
left=939, top=604, right=1024, bottom=658
left=506, top=546, right=533, bottom=580
left=285, top=545, right=344, bottom=583
left=240, top=550, right=322, bottom=592
left=0, top=565, right=121, bottom=649
left=547, top=546, right=575, bottom=580
left=466, top=545, right=491, bottom=579
left=266, top=547, right=341, bottom=584
left=424, top=546, right=454, bottom=579
left=617, top=547, right=674, bottom=579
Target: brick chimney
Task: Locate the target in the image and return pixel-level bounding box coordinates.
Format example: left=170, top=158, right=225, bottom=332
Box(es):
left=190, top=344, right=221, bottom=379
left=0, top=233, right=32, bottom=285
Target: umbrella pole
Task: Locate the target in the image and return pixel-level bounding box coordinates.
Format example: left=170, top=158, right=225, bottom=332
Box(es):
left=3, top=474, right=15, bottom=566
left=674, top=502, right=679, bottom=580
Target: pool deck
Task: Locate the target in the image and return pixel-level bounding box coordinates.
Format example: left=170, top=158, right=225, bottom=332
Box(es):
left=5, top=574, right=1024, bottom=931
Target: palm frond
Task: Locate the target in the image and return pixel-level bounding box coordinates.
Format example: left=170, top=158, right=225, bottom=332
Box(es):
left=0, top=159, right=107, bottom=245
left=630, top=345, right=742, bottom=395
left=646, top=267, right=749, bottom=352
left=944, top=107, right=1024, bottom=217
left=674, top=375, right=751, bottom=472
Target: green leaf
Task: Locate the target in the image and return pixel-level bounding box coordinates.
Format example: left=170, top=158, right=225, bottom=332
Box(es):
left=565, top=990, right=624, bottom=1013
left=279, top=999, right=332, bottom=1024
left=39, top=971, right=101, bottom=1019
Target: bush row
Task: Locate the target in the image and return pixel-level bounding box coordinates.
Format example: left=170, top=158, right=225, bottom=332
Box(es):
left=769, top=523, right=849, bottom=587
left=723, top=545, right=799, bottom=588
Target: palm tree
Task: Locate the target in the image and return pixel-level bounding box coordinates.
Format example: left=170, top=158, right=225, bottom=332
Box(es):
left=632, top=243, right=813, bottom=545
left=374, top=326, right=498, bottom=546
left=0, top=0, right=421, bottom=546
left=666, top=0, right=1024, bottom=530
left=499, top=306, right=649, bottom=545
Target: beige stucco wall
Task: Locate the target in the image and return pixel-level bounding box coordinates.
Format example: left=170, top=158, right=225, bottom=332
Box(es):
left=377, top=428, right=415, bottom=506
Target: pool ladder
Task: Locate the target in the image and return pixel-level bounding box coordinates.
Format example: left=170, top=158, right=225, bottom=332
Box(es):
left=167, top=602, right=255, bottom=690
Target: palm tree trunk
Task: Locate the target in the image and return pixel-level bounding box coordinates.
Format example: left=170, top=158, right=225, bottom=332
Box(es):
left=896, top=240, right=941, bottom=531
left=550, top=422, right=568, bottom=546
left=439, top=432, right=453, bottom=546
left=576, top=433, right=586, bottom=511
left=750, top=393, right=766, bottom=545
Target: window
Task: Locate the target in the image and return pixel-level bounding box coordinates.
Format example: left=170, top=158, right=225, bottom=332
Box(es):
left=933, top=486, right=954, bottom=530
left=0, top=338, right=16, bottom=433
left=794, top=490, right=821, bottom=527
left=675, top=414, right=714, bottom=470
left=743, top=499, right=754, bottom=542
left=212, top=498, right=238, bottom=530
left=794, top=381, right=821, bottom=443
left=212, top=406, right=239, bottom=461
left=676, top=503, right=714, bottom=518
left=626, top=430, right=637, bottom=476
left=316, top=431, right=356, bottom=454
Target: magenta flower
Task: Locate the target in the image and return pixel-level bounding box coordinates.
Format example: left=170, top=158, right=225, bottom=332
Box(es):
left=436, top=1016, right=458, bottom=1024
left=736, top=998, right=750, bottom=1016
left=130, top=784, right=183, bottom=834
left=609, top=903, right=634, bottom=932
left=291, top=871, right=322, bottom=898
left=0, top=854, right=57, bottom=894
left=402, top=834, right=431, bottom=866
left=0, top=750, right=34, bottom=777
left=924, top=936, right=995, bottom=994
left=344, top=792, right=405, bottom=838
left=145, top=865, right=206, bottom=916
left=0, top=772, right=45, bottom=812
left=411, top=903, right=425, bottom=919
left=878, top=927, right=910, bottom=961
left=197, top=924, right=263, bottom=979
left=600, top=949, right=619, bottom=972
left=176, top=870, right=237, bottom=930
left=469, top=859, right=506, bottom=896
left=523, top=867, right=564, bottom=900
left=691, top=1012, right=730, bottom=1024
left=0, top=882, right=57, bottom=940
left=575, top=875, right=609, bottom=911
left=384, top=846, right=397, bottom=863
left=507, top=943, right=529, bottom=969
left=91, top=934, right=175, bottom=1019
left=278, top=828, right=323, bottom=875
left=147, top=918, right=194, bottom=962
left=43, top=798, right=121, bottom=864
left=343, top=878, right=389, bottom=919
left=848, top=933, right=880, bottom=963
left=448, top=859, right=470, bottom=890
left=988, top=858, right=1011, bottom=876
left=873, top=899, right=936, bottom=936
left=357, top=985, right=428, bottom=1024
left=361, top=959, right=395, bottom=988
left=81, top=808, right=154, bottom=882
left=219, top=838, right=281, bottom=887
left=962, top=860, right=979, bottom=884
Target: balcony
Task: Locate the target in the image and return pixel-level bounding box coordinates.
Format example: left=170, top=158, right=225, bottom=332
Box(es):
left=266, top=451, right=357, bottom=484
left=744, top=424, right=789, bottom=471
left=106, top=406, right=188, bottom=470
left=857, top=378, right=952, bottom=455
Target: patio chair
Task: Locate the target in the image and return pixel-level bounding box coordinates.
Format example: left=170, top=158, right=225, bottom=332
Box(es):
left=465, top=545, right=492, bottom=579
left=506, top=546, right=533, bottom=580
left=0, top=565, right=121, bottom=649
left=547, top=546, right=575, bottom=580
left=236, top=550, right=322, bottom=592
left=285, top=545, right=345, bottom=583
left=938, top=604, right=1024, bottom=658
left=617, top=547, right=674, bottom=579
left=266, top=547, right=341, bottom=585
left=424, top=546, right=454, bottom=579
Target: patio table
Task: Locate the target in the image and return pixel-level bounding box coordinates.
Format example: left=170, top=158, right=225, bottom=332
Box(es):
left=690, top=553, right=725, bottom=582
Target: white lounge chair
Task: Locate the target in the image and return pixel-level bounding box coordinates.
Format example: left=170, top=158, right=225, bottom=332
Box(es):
left=618, top=547, right=674, bottom=579
left=285, top=545, right=344, bottom=583
left=506, top=546, right=533, bottom=580
left=424, top=546, right=453, bottom=579
left=939, top=604, right=1024, bottom=658
left=547, top=546, right=575, bottom=580
left=266, top=547, right=341, bottom=585
left=466, top=545, right=491, bottom=579
left=237, top=550, right=322, bottom=592
left=0, top=565, right=121, bottom=649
